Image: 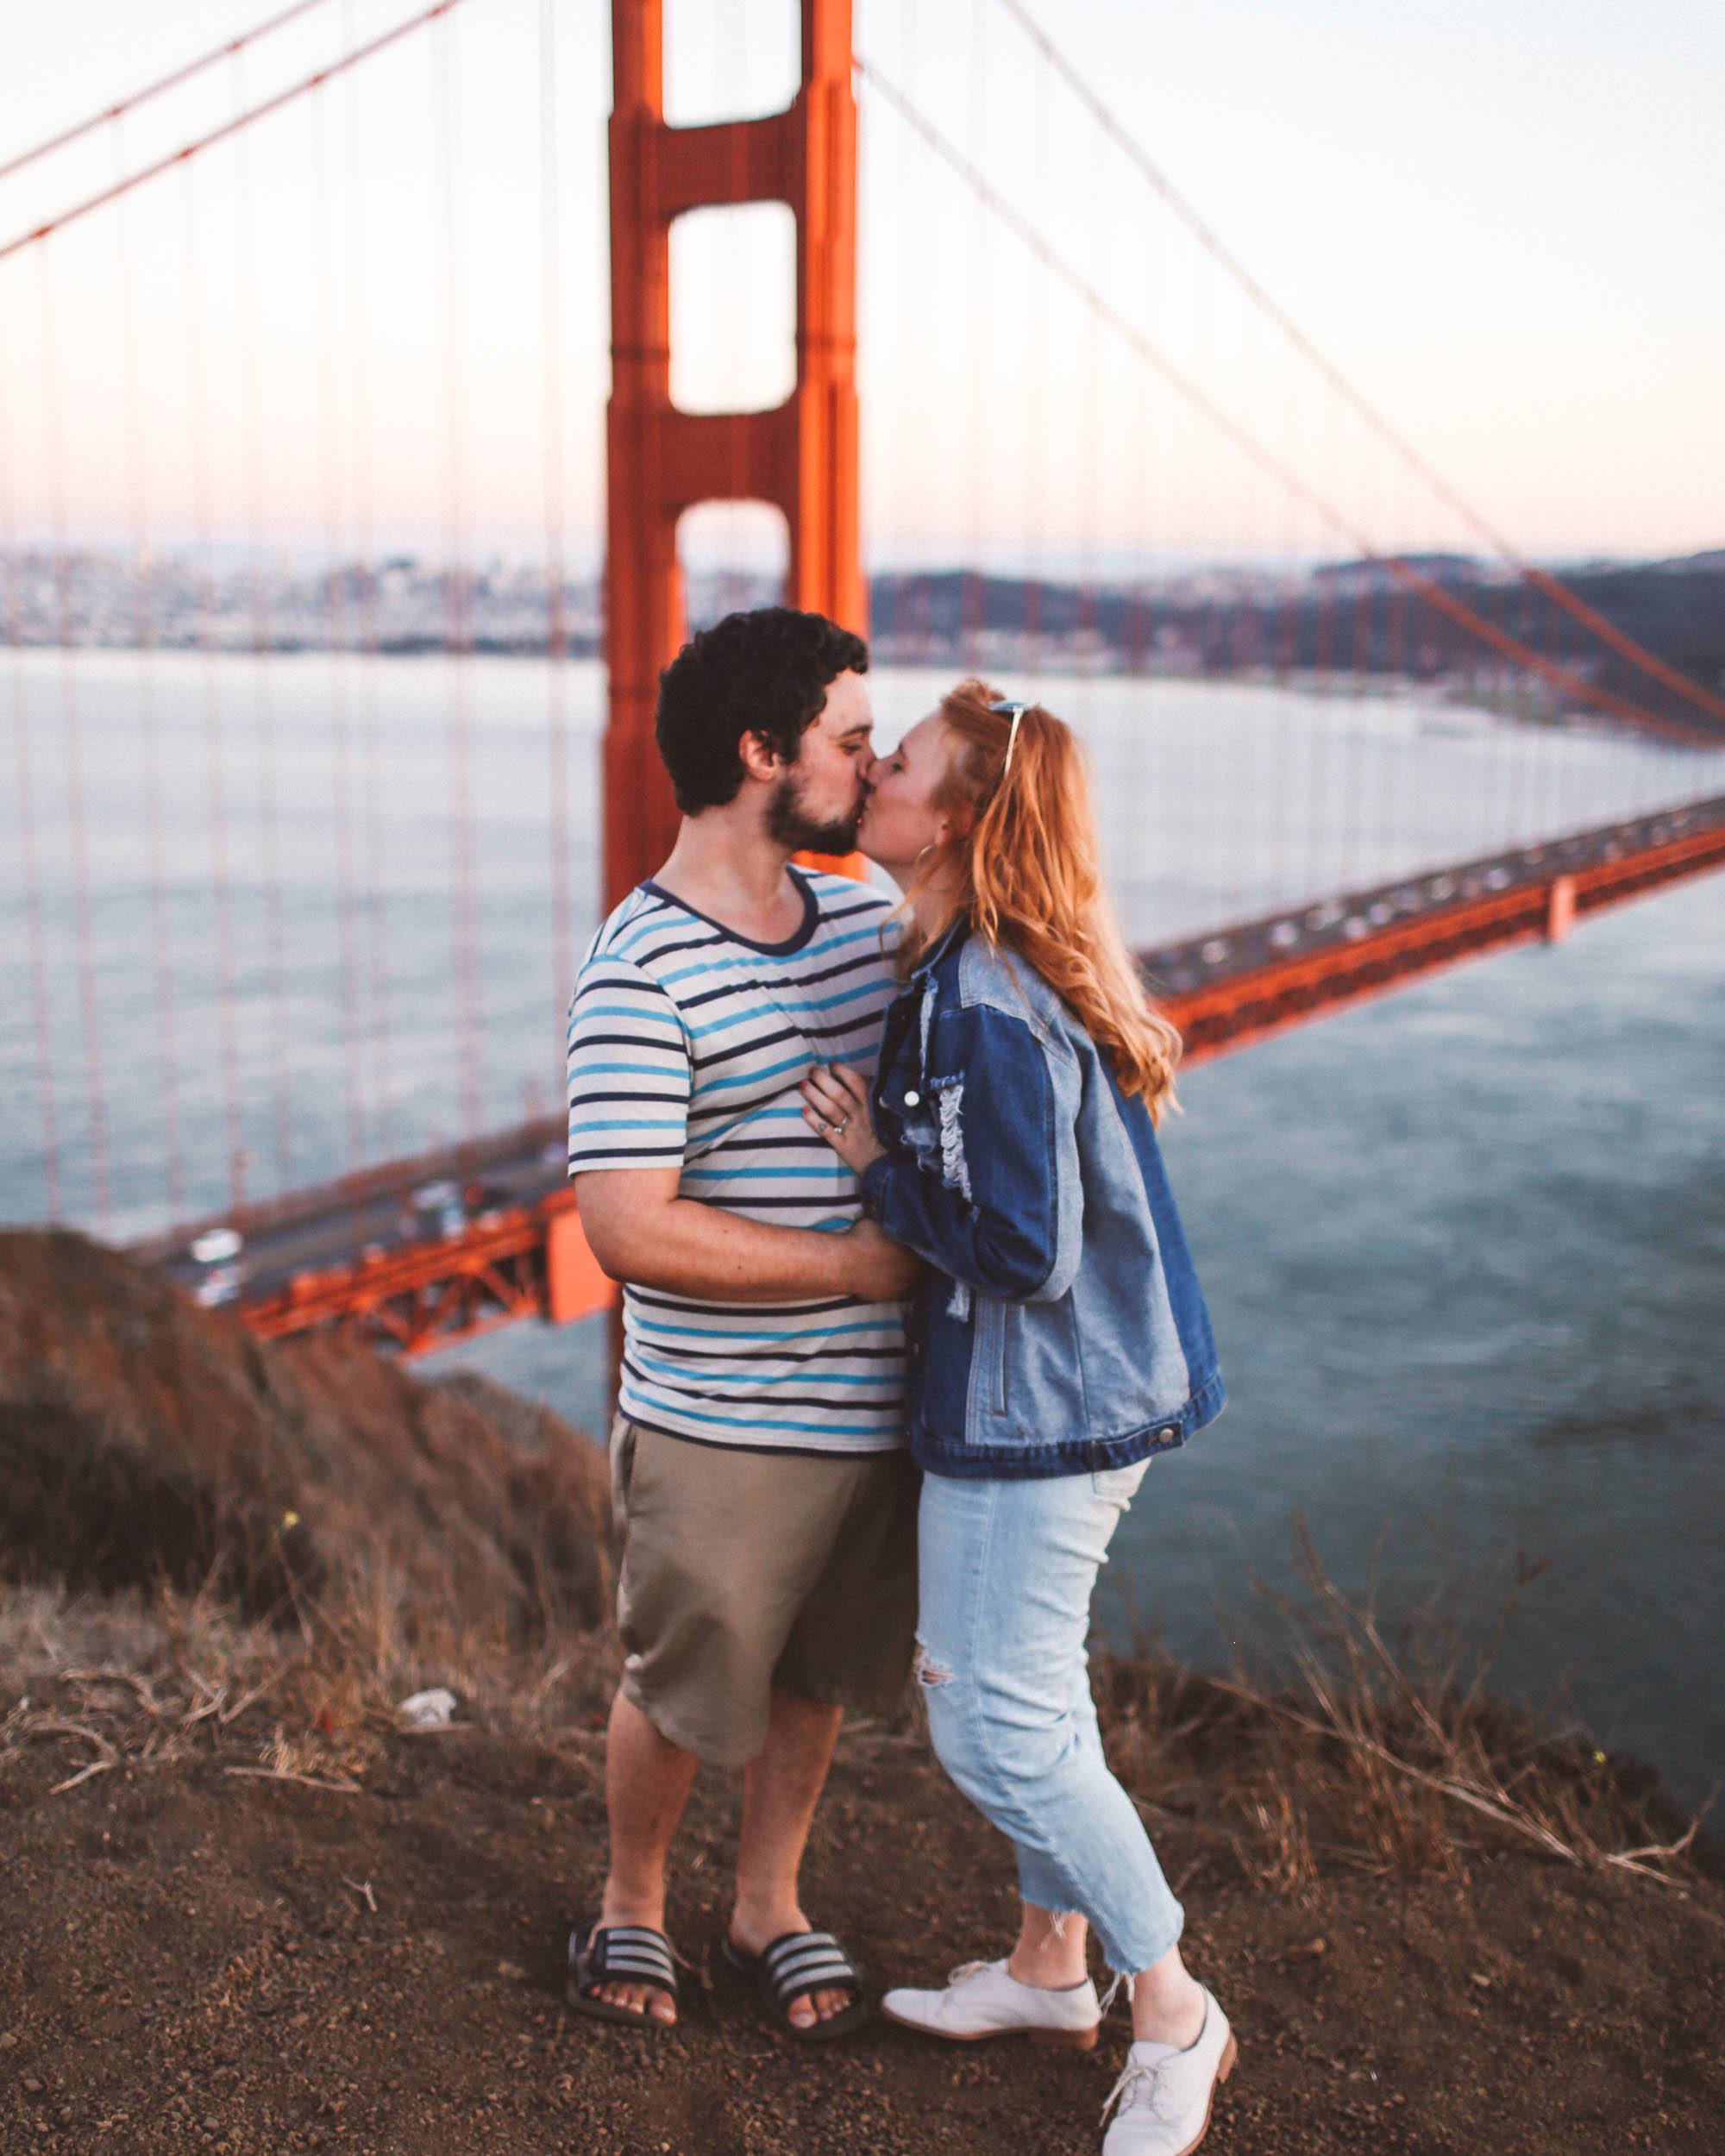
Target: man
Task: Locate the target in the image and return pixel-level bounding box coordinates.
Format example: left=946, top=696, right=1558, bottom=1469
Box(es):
left=564, top=607, right=919, bottom=2038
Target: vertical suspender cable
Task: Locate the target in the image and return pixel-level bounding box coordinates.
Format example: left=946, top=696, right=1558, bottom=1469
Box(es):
left=960, top=0, right=988, bottom=668
left=1310, top=378, right=1339, bottom=889
left=720, top=14, right=742, bottom=623
left=900, top=2, right=932, bottom=665
left=1226, top=286, right=1255, bottom=912
left=233, top=55, right=294, bottom=1194
left=181, top=166, right=247, bottom=1215
left=1202, top=249, right=1237, bottom=862
left=1, top=368, right=63, bottom=1216
left=1274, top=339, right=1303, bottom=909
left=115, top=118, right=185, bottom=1221
left=1512, top=564, right=1546, bottom=845
left=1295, top=369, right=1318, bottom=905
left=873, top=2, right=901, bottom=660
left=900, top=2, right=924, bottom=658
left=1072, top=91, right=1104, bottom=731
left=1382, top=448, right=1411, bottom=895
left=38, top=251, right=111, bottom=1230
left=344, top=1, right=394, bottom=1161
left=1250, top=331, right=1277, bottom=914
left=433, top=6, right=480, bottom=1148
left=1382, top=459, right=1410, bottom=876
left=1125, top=266, right=1151, bottom=817
left=1020, top=50, right=1049, bottom=686
left=1511, top=557, right=1537, bottom=845
left=314, top=78, right=367, bottom=1169
left=1350, top=438, right=1377, bottom=892
left=1135, top=128, right=1163, bottom=903
left=542, top=0, right=574, bottom=1036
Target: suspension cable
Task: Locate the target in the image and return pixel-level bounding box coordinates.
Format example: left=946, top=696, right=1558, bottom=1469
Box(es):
left=854, top=53, right=1716, bottom=746
left=0, top=0, right=473, bottom=266
left=0, top=0, right=336, bottom=185
left=984, top=0, right=1725, bottom=731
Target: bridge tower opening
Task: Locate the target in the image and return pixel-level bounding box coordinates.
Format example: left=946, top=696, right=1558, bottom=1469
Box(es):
left=605, top=0, right=866, bottom=910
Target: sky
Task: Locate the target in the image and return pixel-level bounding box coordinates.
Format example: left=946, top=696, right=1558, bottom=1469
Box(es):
left=0, top=0, right=1720, bottom=573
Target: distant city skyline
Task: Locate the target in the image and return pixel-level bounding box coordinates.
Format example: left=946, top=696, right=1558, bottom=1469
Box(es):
left=1, top=0, right=1720, bottom=569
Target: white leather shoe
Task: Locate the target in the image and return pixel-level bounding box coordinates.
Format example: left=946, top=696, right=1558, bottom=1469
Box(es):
left=1100, top=1989, right=1237, bottom=2156
left=881, top=1957, right=1101, bottom=2049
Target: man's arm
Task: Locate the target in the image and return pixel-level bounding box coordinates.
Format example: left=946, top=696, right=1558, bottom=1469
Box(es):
left=574, top=1166, right=920, bottom=1303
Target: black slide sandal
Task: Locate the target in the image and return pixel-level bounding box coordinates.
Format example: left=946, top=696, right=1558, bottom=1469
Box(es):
left=722, top=1928, right=871, bottom=2043
left=567, top=1919, right=680, bottom=2030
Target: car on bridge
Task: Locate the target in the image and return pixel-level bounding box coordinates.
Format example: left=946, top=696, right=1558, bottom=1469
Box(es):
left=189, top=1225, right=245, bottom=1307
left=411, top=1181, right=467, bottom=1242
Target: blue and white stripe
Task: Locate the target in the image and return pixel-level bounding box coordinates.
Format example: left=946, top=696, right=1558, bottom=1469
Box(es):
left=566, top=868, right=906, bottom=1455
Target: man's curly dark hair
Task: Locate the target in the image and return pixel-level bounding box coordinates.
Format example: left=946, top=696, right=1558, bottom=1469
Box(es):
left=655, top=606, right=869, bottom=815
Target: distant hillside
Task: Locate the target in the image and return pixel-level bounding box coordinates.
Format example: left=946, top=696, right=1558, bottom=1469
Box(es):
left=866, top=549, right=1725, bottom=736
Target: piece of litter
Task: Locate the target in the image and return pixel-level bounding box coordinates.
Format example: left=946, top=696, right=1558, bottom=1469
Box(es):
left=397, top=1688, right=456, bottom=1729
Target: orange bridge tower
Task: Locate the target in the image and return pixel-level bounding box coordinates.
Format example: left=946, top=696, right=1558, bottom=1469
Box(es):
left=604, top=0, right=865, bottom=910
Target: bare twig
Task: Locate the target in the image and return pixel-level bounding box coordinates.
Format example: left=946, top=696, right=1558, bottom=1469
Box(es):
left=63, top=1667, right=161, bottom=1714
left=52, top=1758, right=116, bottom=1795
left=1207, top=1676, right=1695, bottom=1889
left=526, top=1657, right=571, bottom=1713
left=183, top=1674, right=229, bottom=1727
left=218, top=1681, right=274, bottom=1727
left=24, top=1717, right=118, bottom=1760
left=223, top=1764, right=361, bottom=1796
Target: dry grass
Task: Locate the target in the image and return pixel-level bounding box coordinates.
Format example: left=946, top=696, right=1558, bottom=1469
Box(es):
left=0, top=1568, right=620, bottom=1804
left=1095, top=1513, right=1714, bottom=1900
left=3, top=1498, right=1710, bottom=1911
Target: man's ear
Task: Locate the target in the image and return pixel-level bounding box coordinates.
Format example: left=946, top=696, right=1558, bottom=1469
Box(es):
left=737, top=729, right=783, bottom=785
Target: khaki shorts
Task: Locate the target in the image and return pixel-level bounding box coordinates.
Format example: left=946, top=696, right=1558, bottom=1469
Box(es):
left=610, top=1416, right=920, bottom=1769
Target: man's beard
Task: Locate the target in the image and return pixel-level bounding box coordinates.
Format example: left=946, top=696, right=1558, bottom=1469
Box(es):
left=766, top=768, right=864, bottom=855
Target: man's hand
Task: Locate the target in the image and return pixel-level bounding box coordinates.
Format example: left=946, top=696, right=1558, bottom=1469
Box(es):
left=840, top=1217, right=921, bottom=1301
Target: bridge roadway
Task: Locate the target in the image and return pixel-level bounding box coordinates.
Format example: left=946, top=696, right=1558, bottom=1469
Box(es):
left=129, top=793, right=1725, bottom=1356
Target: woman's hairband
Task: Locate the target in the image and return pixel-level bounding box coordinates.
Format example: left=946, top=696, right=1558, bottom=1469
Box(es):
left=988, top=698, right=1029, bottom=779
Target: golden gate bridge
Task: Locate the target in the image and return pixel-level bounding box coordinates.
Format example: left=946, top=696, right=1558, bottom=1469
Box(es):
left=3, top=0, right=1722, bottom=1356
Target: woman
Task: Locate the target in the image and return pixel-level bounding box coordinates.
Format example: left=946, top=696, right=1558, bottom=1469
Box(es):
left=800, top=681, right=1235, bottom=2155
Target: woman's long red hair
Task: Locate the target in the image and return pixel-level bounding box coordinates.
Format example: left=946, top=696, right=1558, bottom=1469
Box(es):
left=900, top=679, right=1181, bottom=1122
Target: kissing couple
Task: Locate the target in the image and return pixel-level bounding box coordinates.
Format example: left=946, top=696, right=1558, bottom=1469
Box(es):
left=564, top=606, right=1231, bottom=2154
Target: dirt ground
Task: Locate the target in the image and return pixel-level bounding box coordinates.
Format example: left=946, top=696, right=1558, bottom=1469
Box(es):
left=3, top=1231, right=1720, bottom=2153
left=3, top=1704, right=1722, bottom=2156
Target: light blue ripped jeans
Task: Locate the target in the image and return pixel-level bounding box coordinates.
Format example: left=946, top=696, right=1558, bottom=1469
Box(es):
left=914, top=1461, right=1184, bottom=1977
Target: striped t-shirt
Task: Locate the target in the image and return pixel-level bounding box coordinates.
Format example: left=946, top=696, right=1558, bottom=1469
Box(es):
left=565, top=866, right=906, bottom=1455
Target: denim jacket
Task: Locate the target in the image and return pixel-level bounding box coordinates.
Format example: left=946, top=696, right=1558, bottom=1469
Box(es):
left=859, top=918, right=1225, bottom=1479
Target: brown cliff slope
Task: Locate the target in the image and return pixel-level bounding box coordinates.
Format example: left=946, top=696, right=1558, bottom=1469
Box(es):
left=0, top=1228, right=611, bottom=1645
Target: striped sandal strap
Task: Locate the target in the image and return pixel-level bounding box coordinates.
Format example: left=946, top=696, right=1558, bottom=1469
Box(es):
left=762, top=1929, right=859, bottom=2009
left=586, top=1924, right=679, bottom=1999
